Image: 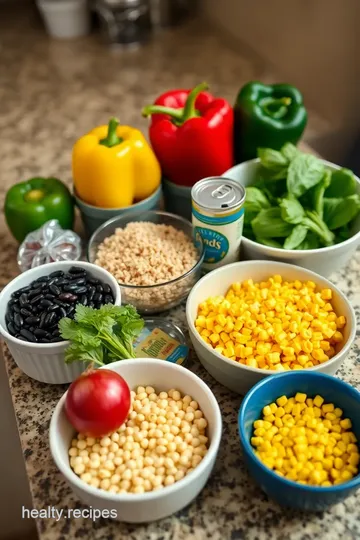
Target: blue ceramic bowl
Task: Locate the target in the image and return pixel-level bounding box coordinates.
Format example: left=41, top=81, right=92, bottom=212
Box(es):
left=238, top=372, right=360, bottom=510
left=75, top=185, right=162, bottom=238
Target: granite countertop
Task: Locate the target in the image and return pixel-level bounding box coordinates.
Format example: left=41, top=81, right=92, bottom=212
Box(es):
left=1, top=4, right=360, bottom=540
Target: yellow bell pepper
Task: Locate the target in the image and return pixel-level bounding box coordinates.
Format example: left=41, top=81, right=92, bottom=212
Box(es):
left=72, top=118, right=161, bottom=208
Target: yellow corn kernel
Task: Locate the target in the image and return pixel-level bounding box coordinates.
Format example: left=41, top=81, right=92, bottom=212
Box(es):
left=340, top=418, right=352, bottom=430
left=246, top=357, right=258, bottom=369
left=274, top=417, right=283, bottom=428
left=322, top=403, right=334, bottom=414
left=336, top=315, right=346, bottom=328
left=220, top=331, right=230, bottom=343
left=332, top=331, right=343, bottom=343
left=348, top=453, right=360, bottom=466
left=216, top=313, right=227, bottom=327
left=275, top=396, right=287, bottom=408
left=295, top=393, right=307, bottom=403
left=209, top=333, right=220, bottom=344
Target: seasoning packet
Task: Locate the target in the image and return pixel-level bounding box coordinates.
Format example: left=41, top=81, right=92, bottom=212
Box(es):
left=17, top=220, right=82, bottom=272
left=134, top=318, right=189, bottom=366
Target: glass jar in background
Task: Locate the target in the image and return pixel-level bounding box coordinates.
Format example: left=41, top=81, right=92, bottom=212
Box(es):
left=95, top=0, right=151, bottom=47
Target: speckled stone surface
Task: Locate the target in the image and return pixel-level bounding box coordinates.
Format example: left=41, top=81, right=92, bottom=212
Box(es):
left=1, top=2, right=360, bottom=540
left=3, top=246, right=360, bottom=540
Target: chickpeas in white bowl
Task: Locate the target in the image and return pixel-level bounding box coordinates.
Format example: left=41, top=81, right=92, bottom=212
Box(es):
left=49, top=359, right=222, bottom=523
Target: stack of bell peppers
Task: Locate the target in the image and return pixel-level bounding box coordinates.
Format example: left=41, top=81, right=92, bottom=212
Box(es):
left=142, top=81, right=307, bottom=187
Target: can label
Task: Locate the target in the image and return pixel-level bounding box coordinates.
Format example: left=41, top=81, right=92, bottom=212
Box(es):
left=134, top=327, right=188, bottom=365
left=192, top=177, right=245, bottom=270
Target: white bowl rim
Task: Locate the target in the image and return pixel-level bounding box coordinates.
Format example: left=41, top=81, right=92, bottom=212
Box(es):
left=224, top=158, right=360, bottom=254
left=186, top=260, right=356, bottom=376
left=49, top=358, right=223, bottom=502
left=0, top=261, right=121, bottom=350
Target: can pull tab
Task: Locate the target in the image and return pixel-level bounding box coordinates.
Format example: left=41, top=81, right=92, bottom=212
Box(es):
left=211, top=184, right=235, bottom=207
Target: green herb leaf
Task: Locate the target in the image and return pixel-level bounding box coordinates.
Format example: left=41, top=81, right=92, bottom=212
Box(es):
left=258, top=148, right=288, bottom=179
left=64, top=342, right=105, bottom=366
left=62, top=304, right=144, bottom=366
left=281, top=143, right=300, bottom=161
left=325, top=168, right=357, bottom=198
left=251, top=208, right=294, bottom=238
left=310, top=170, right=331, bottom=219
left=295, top=232, right=320, bottom=250
left=283, top=224, right=308, bottom=250
left=244, top=187, right=271, bottom=224
left=279, top=197, right=305, bottom=224
left=287, top=154, right=325, bottom=198
left=303, top=210, right=335, bottom=246
left=323, top=194, right=360, bottom=230
left=255, top=237, right=283, bottom=248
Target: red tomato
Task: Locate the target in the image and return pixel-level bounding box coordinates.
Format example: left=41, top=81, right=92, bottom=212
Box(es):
left=65, top=369, right=131, bottom=437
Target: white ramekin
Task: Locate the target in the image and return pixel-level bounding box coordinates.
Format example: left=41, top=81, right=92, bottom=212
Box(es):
left=0, top=261, right=121, bottom=384
left=186, top=260, right=356, bottom=394
left=49, top=358, right=222, bottom=523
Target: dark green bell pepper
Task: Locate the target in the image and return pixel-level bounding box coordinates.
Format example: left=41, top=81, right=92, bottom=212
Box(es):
left=234, top=81, right=307, bottom=163
left=4, top=177, right=74, bottom=243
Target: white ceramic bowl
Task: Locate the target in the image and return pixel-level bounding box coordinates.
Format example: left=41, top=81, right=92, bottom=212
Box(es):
left=224, top=159, right=360, bottom=277
left=0, top=261, right=121, bottom=384
left=49, top=358, right=222, bottom=523
left=186, top=260, right=356, bottom=395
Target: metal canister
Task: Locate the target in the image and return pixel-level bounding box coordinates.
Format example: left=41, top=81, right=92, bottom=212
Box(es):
left=191, top=177, right=246, bottom=271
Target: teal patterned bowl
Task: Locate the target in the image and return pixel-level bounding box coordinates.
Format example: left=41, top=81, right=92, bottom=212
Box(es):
left=75, top=185, right=162, bottom=238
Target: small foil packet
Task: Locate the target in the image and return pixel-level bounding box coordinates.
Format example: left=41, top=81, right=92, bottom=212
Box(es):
left=134, top=318, right=189, bottom=366
left=17, top=219, right=82, bottom=272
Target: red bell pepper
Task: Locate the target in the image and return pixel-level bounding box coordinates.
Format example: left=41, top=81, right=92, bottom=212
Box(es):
left=142, top=82, right=233, bottom=187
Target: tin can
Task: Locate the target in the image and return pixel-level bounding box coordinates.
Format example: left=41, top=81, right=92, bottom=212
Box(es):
left=191, top=177, right=246, bottom=270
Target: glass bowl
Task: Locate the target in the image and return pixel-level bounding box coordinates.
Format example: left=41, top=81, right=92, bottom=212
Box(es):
left=87, top=211, right=204, bottom=314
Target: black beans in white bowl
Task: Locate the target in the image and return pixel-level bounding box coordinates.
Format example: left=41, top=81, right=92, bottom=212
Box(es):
left=6, top=266, right=115, bottom=344
left=0, top=262, right=121, bottom=384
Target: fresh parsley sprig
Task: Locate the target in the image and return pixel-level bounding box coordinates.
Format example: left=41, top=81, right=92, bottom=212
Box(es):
left=59, top=304, right=144, bottom=366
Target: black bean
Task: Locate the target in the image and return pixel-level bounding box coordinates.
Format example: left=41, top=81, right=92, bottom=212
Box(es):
left=30, top=294, right=43, bottom=305
left=16, top=335, right=28, bottom=342
left=20, top=329, right=37, bottom=342
left=28, top=288, right=42, bottom=300
left=13, top=303, right=21, bottom=313
left=94, top=292, right=103, bottom=303
left=73, top=286, right=87, bottom=295
left=88, top=277, right=100, bottom=285
left=17, top=285, right=32, bottom=295
left=49, top=270, right=64, bottom=278
left=52, top=329, right=60, bottom=337
left=45, top=293, right=55, bottom=300
left=96, top=284, right=103, bottom=293
left=25, top=316, right=40, bottom=325
left=49, top=284, right=61, bottom=295
left=5, top=313, right=11, bottom=325
left=69, top=266, right=87, bottom=275
left=40, top=338, right=51, bottom=343
left=7, top=322, right=16, bottom=336
left=59, top=307, right=67, bottom=318
left=34, top=328, right=48, bottom=338
left=19, top=294, right=28, bottom=307
left=20, top=308, right=32, bottom=317
left=104, top=295, right=114, bottom=304
left=14, top=313, right=23, bottom=327
left=87, top=286, right=95, bottom=300
left=47, top=304, right=59, bottom=313
left=29, top=326, right=35, bottom=332
left=53, top=298, right=65, bottom=307
left=66, top=306, right=75, bottom=317
left=103, top=284, right=111, bottom=294
left=80, top=294, right=88, bottom=306
left=63, top=283, right=79, bottom=292
left=40, top=299, right=53, bottom=308
left=50, top=337, right=61, bottom=342
left=37, top=276, right=50, bottom=283
left=88, top=301, right=95, bottom=309
left=32, top=281, right=47, bottom=290
left=70, top=277, right=86, bottom=286
left=59, top=292, right=74, bottom=302
left=44, top=312, right=56, bottom=327
left=39, top=312, right=47, bottom=329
